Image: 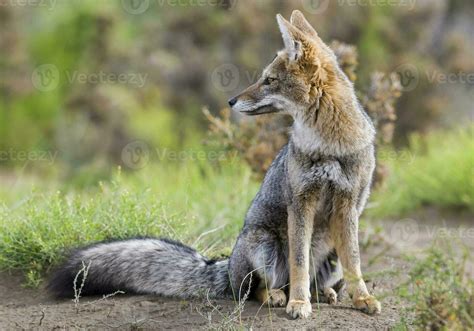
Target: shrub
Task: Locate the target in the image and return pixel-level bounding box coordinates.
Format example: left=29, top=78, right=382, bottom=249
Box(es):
left=398, top=245, right=474, bottom=330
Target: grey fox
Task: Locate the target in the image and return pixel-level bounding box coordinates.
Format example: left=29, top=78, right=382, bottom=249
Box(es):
left=49, top=10, right=381, bottom=319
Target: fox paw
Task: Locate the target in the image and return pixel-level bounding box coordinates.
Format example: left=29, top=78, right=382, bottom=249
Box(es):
left=267, top=289, right=287, bottom=307
left=323, top=287, right=338, bottom=305
left=353, top=295, right=381, bottom=315
left=286, top=299, right=312, bottom=319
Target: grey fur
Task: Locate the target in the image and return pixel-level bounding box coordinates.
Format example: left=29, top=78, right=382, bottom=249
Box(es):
left=48, top=238, right=230, bottom=298
left=228, top=140, right=374, bottom=297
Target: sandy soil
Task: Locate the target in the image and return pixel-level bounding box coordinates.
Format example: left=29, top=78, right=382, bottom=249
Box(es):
left=0, top=271, right=404, bottom=330
left=1, top=210, right=472, bottom=330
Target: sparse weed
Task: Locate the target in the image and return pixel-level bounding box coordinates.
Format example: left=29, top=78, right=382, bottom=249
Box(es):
left=398, top=244, right=474, bottom=330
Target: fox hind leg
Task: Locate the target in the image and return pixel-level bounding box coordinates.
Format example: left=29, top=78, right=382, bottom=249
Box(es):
left=256, top=287, right=287, bottom=307
left=311, top=248, right=344, bottom=305
left=323, top=287, right=338, bottom=305
left=253, top=243, right=289, bottom=307
left=229, top=230, right=289, bottom=306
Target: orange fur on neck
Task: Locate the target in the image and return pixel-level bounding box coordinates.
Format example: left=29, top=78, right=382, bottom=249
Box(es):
left=301, top=57, right=374, bottom=155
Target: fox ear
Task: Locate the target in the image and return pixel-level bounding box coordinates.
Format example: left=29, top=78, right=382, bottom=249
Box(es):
left=276, top=14, right=305, bottom=62
left=290, top=10, right=319, bottom=40
left=290, top=10, right=336, bottom=60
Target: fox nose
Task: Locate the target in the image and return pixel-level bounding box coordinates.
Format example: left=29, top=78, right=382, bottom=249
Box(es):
left=228, top=97, right=238, bottom=107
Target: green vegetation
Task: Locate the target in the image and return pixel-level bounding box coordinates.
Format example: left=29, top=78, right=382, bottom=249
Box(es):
left=397, top=245, right=473, bottom=330
left=0, top=160, right=258, bottom=286
left=370, top=126, right=474, bottom=218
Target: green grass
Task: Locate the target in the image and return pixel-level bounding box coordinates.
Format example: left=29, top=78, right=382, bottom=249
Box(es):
left=397, top=244, right=474, bottom=330
left=370, top=126, right=474, bottom=218
left=0, top=159, right=258, bottom=286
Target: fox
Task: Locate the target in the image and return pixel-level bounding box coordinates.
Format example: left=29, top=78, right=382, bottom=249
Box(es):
left=48, top=10, right=381, bottom=319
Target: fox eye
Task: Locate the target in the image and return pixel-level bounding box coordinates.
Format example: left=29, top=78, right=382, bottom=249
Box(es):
left=263, top=77, right=277, bottom=85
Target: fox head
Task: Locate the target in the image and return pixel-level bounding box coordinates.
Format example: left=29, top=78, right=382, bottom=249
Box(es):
left=228, top=10, right=374, bottom=155
left=228, top=10, right=343, bottom=120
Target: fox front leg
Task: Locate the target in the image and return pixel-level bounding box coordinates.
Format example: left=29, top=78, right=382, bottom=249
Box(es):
left=330, top=199, right=381, bottom=314
left=286, top=203, right=316, bottom=319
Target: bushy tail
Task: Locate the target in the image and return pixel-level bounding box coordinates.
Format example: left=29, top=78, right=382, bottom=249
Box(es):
left=48, top=238, right=231, bottom=299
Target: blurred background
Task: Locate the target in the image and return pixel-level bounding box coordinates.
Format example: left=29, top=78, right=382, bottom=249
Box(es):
left=1, top=0, right=472, bottom=184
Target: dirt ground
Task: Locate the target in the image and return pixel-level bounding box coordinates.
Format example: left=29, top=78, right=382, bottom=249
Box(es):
left=1, top=210, right=472, bottom=330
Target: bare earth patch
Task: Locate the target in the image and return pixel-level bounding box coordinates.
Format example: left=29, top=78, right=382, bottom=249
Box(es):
left=0, top=249, right=406, bottom=329
left=0, top=276, right=403, bottom=330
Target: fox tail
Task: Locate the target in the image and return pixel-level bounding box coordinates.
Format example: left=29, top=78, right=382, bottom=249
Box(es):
left=48, top=237, right=231, bottom=299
